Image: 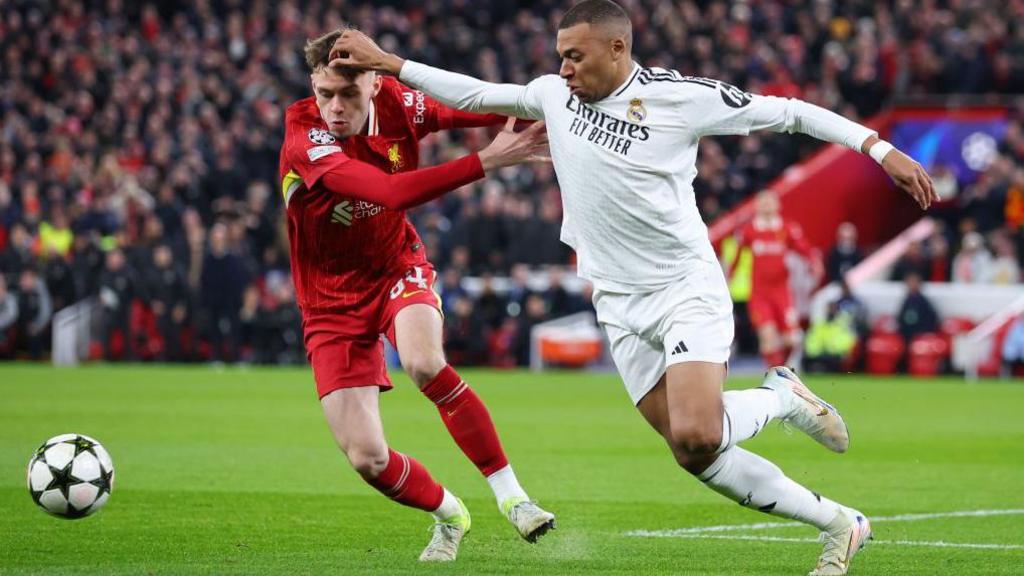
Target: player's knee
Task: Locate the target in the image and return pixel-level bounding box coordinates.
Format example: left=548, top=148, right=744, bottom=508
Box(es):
left=668, top=423, right=722, bottom=457
left=402, top=354, right=446, bottom=388
left=671, top=449, right=718, bottom=475
left=345, top=446, right=389, bottom=480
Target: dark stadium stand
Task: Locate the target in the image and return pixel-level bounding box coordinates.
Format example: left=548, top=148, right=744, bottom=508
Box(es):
left=1, top=1, right=1022, bottom=366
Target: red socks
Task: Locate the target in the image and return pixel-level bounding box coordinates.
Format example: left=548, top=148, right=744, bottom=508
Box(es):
left=421, top=365, right=509, bottom=476
left=364, top=365, right=509, bottom=513
left=366, top=448, right=444, bottom=511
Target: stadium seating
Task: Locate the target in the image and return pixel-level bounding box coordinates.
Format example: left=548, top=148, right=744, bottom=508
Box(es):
left=907, top=333, right=950, bottom=377
left=866, top=332, right=905, bottom=375
left=939, top=317, right=975, bottom=352
left=1, top=1, right=1022, bottom=369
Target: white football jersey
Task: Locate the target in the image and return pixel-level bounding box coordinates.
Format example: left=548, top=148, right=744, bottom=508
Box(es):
left=401, top=61, right=875, bottom=293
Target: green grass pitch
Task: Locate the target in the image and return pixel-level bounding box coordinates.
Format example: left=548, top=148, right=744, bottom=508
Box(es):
left=1, top=365, right=1022, bottom=575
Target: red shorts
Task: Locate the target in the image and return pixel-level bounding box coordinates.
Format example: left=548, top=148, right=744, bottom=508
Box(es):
left=748, top=288, right=799, bottom=333
left=303, top=263, right=442, bottom=399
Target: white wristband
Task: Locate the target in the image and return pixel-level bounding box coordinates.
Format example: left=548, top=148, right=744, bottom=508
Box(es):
left=868, top=140, right=895, bottom=165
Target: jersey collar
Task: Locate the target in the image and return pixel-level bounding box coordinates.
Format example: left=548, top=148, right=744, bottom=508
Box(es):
left=609, top=61, right=641, bottom=99
left=365, top=99, right=379, bottom=137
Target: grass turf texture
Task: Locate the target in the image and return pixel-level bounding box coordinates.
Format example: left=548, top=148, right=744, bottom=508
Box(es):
left=1, top=365, right=1022, bottom=575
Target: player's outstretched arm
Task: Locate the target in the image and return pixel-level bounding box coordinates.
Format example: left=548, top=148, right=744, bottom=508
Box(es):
left=404, top=86, right=507, bottom=135
left=441, top=108, right=507, bottom=131
left=328, top=30, right=544, bottom=120
left=692, top=84, right=938, bottom=209
left=780, top=102, right=937, bottom=210
left=786, top=223, right=825, bottom=280
left=318, top=119, right=547, bottom=211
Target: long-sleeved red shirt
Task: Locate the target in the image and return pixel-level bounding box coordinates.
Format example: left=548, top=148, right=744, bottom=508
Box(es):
left=279, top=78, right=503, bottom=313
left=731, top=217, right=818, bottom=292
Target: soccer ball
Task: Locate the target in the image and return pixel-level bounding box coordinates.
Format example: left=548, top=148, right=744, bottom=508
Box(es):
left=26, top=434, right=115, bottom=519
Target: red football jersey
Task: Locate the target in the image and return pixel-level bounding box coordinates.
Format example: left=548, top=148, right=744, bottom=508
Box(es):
left=279, top=77, right=502, bottom=314
left=734, top=217, right=816, bottom=290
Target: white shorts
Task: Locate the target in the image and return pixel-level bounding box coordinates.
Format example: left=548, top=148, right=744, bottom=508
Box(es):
left=593, top=261, right=734, bottom=405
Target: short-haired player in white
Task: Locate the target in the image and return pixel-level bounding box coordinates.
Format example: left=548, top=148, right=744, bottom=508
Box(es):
left=330, top=1, right=937, bottom=574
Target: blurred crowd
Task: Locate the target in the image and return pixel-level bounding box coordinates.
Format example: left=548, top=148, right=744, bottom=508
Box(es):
left=807, top=111, right=1024, bottom=374
left=821, top=116, right=1024, bottom=288
left=1, top=0, right=1023, bottom=365
left=885, top=118, right=1024, bottom=286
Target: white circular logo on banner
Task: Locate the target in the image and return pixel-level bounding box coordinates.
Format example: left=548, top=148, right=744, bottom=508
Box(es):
left=961, top=131, right=997, bottom=172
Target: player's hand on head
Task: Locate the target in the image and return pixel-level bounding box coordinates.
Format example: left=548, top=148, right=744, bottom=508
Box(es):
left=882, top=149, right=938, bottom=210
left=478, top=118, right=550, bottom=171
left=328, top=29, right=403, bottom=74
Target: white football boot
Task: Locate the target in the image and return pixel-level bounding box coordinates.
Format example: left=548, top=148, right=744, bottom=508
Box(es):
left=501, top=497, right=556, bottom=542
left=809, top=508, right=873, bottom=575
left=419, top=497, right=471, bottom=562
left=762, top=366, right=850, bottom=453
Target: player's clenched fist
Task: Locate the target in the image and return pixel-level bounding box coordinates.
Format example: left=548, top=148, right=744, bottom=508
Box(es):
left=329, top=29, right=405, bottom=76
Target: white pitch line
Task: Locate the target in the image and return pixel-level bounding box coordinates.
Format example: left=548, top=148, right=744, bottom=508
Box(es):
left=662, top=534, right=1024, bottom=551
left=625, top=508, right=1024, bottom=537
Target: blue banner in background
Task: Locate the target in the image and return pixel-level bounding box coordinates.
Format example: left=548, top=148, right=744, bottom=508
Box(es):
left=890, top=117, right=1008, bottom=186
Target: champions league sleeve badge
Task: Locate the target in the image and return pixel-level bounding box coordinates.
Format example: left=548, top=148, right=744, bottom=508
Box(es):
left=308, top=127, right=336, bottom=145
left=627, top=98, right=647, bottom=123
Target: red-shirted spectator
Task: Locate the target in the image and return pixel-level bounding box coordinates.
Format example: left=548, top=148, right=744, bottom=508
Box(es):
left=730, top=191, right=822, bottom=367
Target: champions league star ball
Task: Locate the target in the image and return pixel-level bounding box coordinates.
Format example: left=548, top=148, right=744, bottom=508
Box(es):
left=27, top=434, right=115, bottom=519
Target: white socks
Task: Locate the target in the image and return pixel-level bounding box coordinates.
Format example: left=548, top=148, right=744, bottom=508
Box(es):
left=431, top=488, right=462, bottom=522
left=486, top=464, right=528, bottom=508
left=698, top=447, right=841, bottom=530
left=717, top=388, right=785, bottom=453
left=433, top=465, right=529, bottom=521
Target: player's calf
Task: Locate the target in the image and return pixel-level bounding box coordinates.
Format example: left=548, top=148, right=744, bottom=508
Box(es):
left=364, top=448, right=447, bottom=511
left=421, top=365, right=557, bottom=540
left=397, top=312, right=510, bottom=475
left=349, top=444, right=473, bottom=561
left=420, top=364, right=510, bottom=476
